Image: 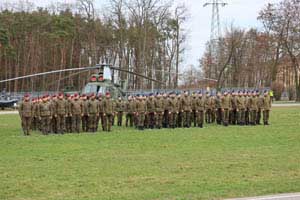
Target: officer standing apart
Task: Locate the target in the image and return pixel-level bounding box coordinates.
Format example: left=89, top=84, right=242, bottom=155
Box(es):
left=19, top=94, right=33, bottom=136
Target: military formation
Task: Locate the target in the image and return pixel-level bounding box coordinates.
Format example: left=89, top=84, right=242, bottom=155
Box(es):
left=18, top=90, right=272, bottom=136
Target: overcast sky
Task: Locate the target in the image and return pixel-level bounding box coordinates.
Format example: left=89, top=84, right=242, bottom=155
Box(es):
left=2, top=0, right=282, bottom=68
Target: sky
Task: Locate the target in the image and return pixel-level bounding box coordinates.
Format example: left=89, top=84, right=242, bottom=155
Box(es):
left=2, top=0, right=282, bottom=68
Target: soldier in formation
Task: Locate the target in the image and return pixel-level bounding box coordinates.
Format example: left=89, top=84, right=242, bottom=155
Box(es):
left=19, top=90, right=272, bottom=135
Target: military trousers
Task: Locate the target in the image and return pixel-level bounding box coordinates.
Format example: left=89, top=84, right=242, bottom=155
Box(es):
left=168, top=112, right=177, bottom=128
left=192, top=110, right=197, bottom=127
left=222, top=109, right=230, bottom=126
left=230, top=109, right=238, bottom=125
left=117, top=111, right=123, bottom=126
left=256, top=109, right=262, bottom=124
left=263, top=110, right=270, bottom=124
left=126, top=113, right=134, bottom=127
left=216, top=108, right=222, bottom=124
left=31, top=117, right=38, bottom=131
left=82, top=115, right=89, bottom=132
left=205, top=109, right=212, bottom=123
left=211, top=109, right=216, bottom=123
left=65, top=116, right=72, bottom=133
left=148, top=112, right=156, bottom=129
left=163, top=110, right=169, bottom=128
left=99, top=113, right=104, bottom=131
left=88, top=114, right=98, bottom=132
left=72, top=114, right=81, bottom=133
left=237, top=109, right=245, bottom=125
left=51, top=116, right=58, bottom=133
left=197, top=110, right=204, bottom=127
left=137, top=112, right=145, bottom=128
left=182, top=110, right=191, bottom=128
left=177, top=112, right=183, bottom=128
left=245, top=109, right=250, bottom=125
left=56, top=114, right=66, bottom=133
left=103, top=113, right=113, bottom=132
left=156, top=112, right=164, bottom=128
left=21, top=116, right=32, bottom=135
left=250, top=110, right=257, bottom=125
left=41, top=116, right=51, bottom=135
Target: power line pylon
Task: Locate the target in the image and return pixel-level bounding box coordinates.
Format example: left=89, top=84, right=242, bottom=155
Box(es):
left=203, top=0, right=227, bottom=79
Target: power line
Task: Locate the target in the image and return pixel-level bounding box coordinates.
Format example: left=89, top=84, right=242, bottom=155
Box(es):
left=203, top=0, right=228, bottom=79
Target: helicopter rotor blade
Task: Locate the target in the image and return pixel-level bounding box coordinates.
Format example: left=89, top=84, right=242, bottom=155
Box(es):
left=0, top=65, right=107, bottom=83
left=110, top=66, right=165, bottom=85
left=0, top=64, right=164, bottom=85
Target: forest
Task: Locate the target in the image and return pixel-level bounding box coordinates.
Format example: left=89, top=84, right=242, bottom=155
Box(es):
left=0, top=0, right=299, bottom=101
left=200, top=0, right=300, bottom=101
left=0, top=0, right=187, bottom=92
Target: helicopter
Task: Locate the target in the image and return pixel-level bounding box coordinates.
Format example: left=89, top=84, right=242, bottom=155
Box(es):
left=0, top=64, right=165, bottom=99
left=0, top=89, right=18, bottom=110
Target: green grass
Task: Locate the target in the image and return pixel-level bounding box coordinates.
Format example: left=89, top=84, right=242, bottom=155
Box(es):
left=1, top=108, right=300, bottom=200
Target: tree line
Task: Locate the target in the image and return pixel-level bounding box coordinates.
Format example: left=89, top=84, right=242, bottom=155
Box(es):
left=200, top=0, right=300, bottom=101
left=0, top=0, right=187, bottom=92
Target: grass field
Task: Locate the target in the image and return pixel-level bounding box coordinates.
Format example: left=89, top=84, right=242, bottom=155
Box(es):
left=1, top=107, right=300, bottom=200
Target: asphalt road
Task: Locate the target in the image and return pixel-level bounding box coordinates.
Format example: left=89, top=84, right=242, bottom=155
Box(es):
left=227, top=193, right=300, bottom=200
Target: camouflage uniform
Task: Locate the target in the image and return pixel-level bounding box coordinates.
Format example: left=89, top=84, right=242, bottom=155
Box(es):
left=65, top=97, right=73, bottom=133
left=88, top=97, right=99, bottom=132
left=181, top=93, right=191, bottom=128
left=146, top=96, right=156, bottom=129
left=256, top=94, right=264, bottom=125
left=177, top=95, right=183, bottom=128
left=155, top=96, right=164, bottom=129
left=136, top=97, right=146, bottom=130
left=230, top=94, right=238, bottom=125
left=31, top=100, right=39, bottom=131
left=236, top=93, right=246, bottom=125
left=168, top=95, right=178, bottom=128
left=125, top=98, right=135, bottom=127
left=71, top=97, right=82, bottom=133
left=56, top=97, right=67, bottom=134
left=245, top=93, right=250, bottom=125
left=249, top=94, right=258, bottom=125
left=262, top=93, right=271, bottom=125
left=81, top=97, right=89, bottom=132
left=204, top=95, right=211, bottom=123
left=97, top=97, right=104, bottom=131
left=115, top=99, right=125, bottom=126
left=211, top=96, right=216, bottom=123
left=196, top=94, right=205, bottom=128
left=215, top=95, right=222, bottom=125
left=51, top=97, right=58, bottom=133
left=102, top=96, right=114, bottom=132
left=39, top=99, right=52, bottom=135
left=221, top=94, right=231, bottom=126
left=162, top=95, right=170, bottom=128
left=19, top=98, right=33, bottom=135
left=191, top=95, right=197, bottom=127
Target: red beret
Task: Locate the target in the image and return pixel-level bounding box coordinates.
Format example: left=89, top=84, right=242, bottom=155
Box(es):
left=24, top=94, right=30, bottom=98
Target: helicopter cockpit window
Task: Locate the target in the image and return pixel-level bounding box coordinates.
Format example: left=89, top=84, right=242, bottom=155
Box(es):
left=97, top=86, right=105, bottom=96
left=83, top=84, right=97, bottom=94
